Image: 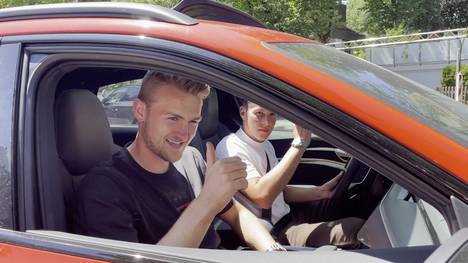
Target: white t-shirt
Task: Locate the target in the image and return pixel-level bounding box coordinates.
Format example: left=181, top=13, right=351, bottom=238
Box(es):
left=216, top=128, right=290, bottom=225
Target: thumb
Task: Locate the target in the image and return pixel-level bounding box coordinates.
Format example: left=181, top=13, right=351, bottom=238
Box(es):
left=206, top=142, right=216, bottom=168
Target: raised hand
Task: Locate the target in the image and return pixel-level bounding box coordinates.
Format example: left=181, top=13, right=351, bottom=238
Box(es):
left=292, top=124, right=312, bottom=147
left=200, top=142, right=248, bottom=214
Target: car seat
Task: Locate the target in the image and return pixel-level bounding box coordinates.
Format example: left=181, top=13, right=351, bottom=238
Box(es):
left=54, top=89, right=120, bottom=232
left=190, top=88, right=232, bottom=157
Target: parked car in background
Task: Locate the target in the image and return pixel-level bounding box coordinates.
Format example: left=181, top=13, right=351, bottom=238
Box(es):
left=0, top=1, right=466, bottom=262
left=100, top=85, right=140, bottom=125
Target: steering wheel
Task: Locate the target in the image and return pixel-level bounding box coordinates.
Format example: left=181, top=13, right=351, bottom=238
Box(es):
left=315, top=158, right=371, bottom=221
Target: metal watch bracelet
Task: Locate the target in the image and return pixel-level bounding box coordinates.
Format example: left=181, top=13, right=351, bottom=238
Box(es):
left=291, top=138, right=305, bottom=149
left=265, top=242, right=287, bottom=252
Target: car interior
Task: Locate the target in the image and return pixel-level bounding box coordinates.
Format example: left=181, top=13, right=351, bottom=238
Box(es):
left=30, top=62, right=452, bottom=258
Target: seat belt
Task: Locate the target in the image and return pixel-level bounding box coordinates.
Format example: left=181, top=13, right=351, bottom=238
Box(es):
left=261, top=152, right=272, bottom=223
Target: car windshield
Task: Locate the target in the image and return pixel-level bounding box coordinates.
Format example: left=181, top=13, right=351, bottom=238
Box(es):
left=267, top=43, right=468, bottom=147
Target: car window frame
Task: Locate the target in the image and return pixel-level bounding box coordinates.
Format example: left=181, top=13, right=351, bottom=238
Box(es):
left=0, top=42, right=21, bottom=230
left=21, top=33, right=460, bottom=222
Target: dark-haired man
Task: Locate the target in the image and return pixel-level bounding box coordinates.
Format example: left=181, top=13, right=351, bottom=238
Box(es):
left=216, top=100, right=364, bottom=248
left=76, top=72, right=281, bottom=251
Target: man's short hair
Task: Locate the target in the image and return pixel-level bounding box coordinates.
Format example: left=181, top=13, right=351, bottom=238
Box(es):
left=138, top=71, right=210, bottom=103
left=238, top=98, right=249, bottom=108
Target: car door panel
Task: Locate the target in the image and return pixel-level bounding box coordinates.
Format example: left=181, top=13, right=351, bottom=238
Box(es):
left=0, top=243, right=105, bottom=263
left=358, top=184, right=452, bottom=249
left=424, top=228, right=468, bottom=263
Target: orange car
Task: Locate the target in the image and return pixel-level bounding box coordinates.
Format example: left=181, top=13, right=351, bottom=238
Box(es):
left=0, top=1, right=466, bottom=262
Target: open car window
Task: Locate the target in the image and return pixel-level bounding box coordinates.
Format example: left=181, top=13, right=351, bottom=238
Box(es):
left=91, top=73, right=452, bottom=252
left=98, top=80, right=142, bottom=127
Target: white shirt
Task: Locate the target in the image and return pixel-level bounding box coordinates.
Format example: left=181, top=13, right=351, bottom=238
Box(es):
left=216, top=128, right=290, bottom=225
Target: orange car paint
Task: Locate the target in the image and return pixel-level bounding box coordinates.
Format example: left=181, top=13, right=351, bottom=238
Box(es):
left=0, top=243, right=106, bottom=263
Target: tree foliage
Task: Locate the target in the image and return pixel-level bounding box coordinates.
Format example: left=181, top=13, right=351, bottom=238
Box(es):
left=346, top=0, right=367, bottom=33
left=361, top=0, right=442, bottom=35
left=349, top=0, right=467, bottom=36
left=223, top=0, right=343, bottom=43
left=441, top=0, right=468, bottom=29
left=0, top=0, right=66, bottom=8
left=441, top=64, right=468, bottom=87
left=409, top=0, right=442, bottom=32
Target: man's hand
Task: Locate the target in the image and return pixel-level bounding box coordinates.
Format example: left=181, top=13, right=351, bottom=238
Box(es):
left=292, top=124, right=312, bottom=148
left=318, top=172, right=343, bottom=199
left=199, top=142, right=248, bottom=214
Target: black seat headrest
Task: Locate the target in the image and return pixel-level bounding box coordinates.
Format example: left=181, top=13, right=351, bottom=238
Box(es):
left=198, top=88, right=219, bottom=140
left=55, top=89, right=114, bottom=175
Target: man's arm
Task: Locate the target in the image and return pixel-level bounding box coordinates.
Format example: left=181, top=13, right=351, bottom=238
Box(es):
left=219, top=201, right=277, bottom=251
left=283, top=172, right=343, bottom=203
left=157, top=195, right=218, bottom=247
left=242, top=125, right=311, bottom=208
left=160, top=142, right=247, bottom=248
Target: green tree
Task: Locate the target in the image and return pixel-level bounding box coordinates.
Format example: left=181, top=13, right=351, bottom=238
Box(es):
left=224, top=0, right=343, bottom=43
left=346, top=0, right=367, bottom=33
left=361, top=0, right=442, bottom=36
left=409, top=0, right=442, bottom=32
left=0, top=0, right=67, bottom=8
left=441, top=0, right=468, bottom=29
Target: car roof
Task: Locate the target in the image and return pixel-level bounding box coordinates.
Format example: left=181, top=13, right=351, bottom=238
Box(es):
left=0, top=3, right=466, bottom=182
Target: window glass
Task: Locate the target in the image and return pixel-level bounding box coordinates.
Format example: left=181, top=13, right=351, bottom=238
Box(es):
left=267, top=43, right=468, bottom=147
left=269, top=116, right=319, bottom=141
left=269, top=116, right=294, bottom=140
left=98, top=80, right=141, bottom=127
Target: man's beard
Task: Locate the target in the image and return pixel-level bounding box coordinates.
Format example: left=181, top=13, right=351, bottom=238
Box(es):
left=141, top=122, right=182, bottom=163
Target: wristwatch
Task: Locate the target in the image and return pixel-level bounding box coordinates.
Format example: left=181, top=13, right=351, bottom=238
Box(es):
left=291, top=138, right=305, bottom=149
left=265, top=242, right=287, bottom=252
